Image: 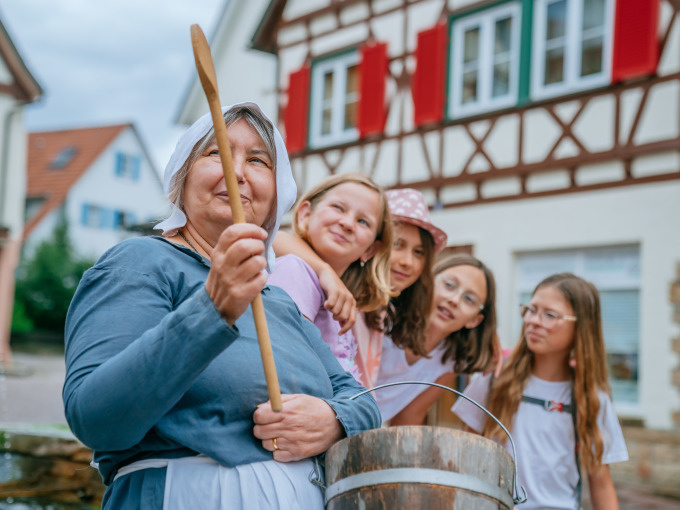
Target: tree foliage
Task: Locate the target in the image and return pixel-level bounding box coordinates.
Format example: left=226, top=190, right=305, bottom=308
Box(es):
left=12, top=217, right=94, bottom=335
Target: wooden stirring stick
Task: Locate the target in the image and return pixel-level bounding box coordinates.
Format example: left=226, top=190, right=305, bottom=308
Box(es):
left=190, top=24, right=282, bottom=412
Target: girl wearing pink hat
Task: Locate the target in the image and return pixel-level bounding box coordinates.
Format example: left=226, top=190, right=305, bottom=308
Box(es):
left=354, top=188, right=447, bottom=389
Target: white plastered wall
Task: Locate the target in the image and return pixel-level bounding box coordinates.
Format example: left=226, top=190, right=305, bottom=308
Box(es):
left=428, top=181, right=680, bottom=429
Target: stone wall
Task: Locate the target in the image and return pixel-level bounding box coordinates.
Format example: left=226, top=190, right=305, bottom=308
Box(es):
left=611, top=427, right=680, bottom=499
left=0, top=429, right=105, bottom=507
left=671, top=262, right=680, bottom=427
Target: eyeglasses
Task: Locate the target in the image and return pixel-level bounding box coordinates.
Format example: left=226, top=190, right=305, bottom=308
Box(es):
left=436, top=275, right=484, bottom=313
left=519, top=304, right=576, bottom=328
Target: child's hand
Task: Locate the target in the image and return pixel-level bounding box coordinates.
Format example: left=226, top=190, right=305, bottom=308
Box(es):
left=318, top=264, right=356, bottom=333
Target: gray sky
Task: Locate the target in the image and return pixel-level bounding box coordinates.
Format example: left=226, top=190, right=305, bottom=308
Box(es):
left=1, top=0, right=225, bottom=174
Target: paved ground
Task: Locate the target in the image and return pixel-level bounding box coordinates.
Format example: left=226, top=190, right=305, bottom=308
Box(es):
left=0, top=351, right=67, bottom=426
left=2, top=351, right=679, bottom=508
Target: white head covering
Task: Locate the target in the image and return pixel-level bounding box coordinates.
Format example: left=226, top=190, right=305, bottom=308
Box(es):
left=154, top=102, right=297, bottom=272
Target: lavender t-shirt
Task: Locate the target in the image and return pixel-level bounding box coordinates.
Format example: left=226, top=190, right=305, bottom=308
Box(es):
left=268, top=255, right=360, bottom=381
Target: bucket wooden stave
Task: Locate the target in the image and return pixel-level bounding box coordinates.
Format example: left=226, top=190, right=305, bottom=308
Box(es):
left=325, top=426, right=514, bottom=510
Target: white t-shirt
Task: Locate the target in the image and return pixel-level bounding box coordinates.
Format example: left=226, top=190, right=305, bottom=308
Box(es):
left=452, top=373, right=629, bottom=510
left=374, top=336, right=451, bottom=422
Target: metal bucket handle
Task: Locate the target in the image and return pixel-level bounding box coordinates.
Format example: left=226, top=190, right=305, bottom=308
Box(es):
left=350, top=381, right=528, bottom=506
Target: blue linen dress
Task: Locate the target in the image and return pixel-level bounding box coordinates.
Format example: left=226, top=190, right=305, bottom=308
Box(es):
left=63, top=236, right=380, bottom=509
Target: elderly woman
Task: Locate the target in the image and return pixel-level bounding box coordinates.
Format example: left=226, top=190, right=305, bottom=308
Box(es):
left=63, top=102, right=380, bottom=509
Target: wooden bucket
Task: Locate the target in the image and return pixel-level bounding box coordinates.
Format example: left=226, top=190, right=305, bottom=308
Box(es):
left=325, top=426, right=514, bottom=510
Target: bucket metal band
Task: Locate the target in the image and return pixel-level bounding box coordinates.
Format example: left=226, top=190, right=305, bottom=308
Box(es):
left=325, top=467, right=513, bottom=509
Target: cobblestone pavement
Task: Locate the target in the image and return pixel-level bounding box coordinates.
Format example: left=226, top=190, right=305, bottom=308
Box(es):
left=2, top=352, right=680, bottom=508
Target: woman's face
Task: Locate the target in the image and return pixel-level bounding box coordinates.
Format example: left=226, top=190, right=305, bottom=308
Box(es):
left=297, top=182, right=381, bottom=275
left=390, top=222, right=426, bottom=293
left=429, top=264, right=487, bottom=335
left=522, top=285, right=575, bottom=359
left=183, top=119, right=275, bottom=239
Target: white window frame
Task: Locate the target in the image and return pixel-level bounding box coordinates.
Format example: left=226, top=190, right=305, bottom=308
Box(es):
left=448, top=2, right=522, bottom=119
left=531, top=0, right=614, bottom=101
left=309, top=51, right=360, bottom=148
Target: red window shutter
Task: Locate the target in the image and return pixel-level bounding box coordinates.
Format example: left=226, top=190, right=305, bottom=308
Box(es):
left=284, top=65, right=310, bottom=154
left=412, top=23, right=448, bottom=126
left=611, top=0, right=659, bottom=83
left=358, top=41, right=388, bottom=138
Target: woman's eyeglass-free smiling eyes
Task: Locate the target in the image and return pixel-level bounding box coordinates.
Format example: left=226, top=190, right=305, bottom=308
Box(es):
left=435, top=275, right=484, bottom=312
left=519, top=304, right=576, bottom=327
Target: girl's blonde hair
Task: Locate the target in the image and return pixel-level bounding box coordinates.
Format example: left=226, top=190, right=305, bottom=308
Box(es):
left=433, top=253, right=497, bottom=373
left=293, top=173, right=393, bottom=312
left=483, top=273, right=611, bottom=472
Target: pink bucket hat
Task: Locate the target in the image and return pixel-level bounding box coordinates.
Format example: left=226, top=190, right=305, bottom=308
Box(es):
left=386, top=188, right=448, bottom=253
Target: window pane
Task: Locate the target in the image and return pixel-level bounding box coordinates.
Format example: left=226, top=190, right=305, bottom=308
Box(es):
left=323, top=71, right=333, bottom=101
left=344, top=64, right=358, bottom=130
left=601, top=290, right=639, bottom=403
left=321, top=70, right=334, bottom=135
left=492, top=62, right=510, bottom=97
left=494, top=17, right=512, bottom=55
left=583, top=0, right=605, bottom=31
left=345, top=64, right=358, bottom=96
left=344, top=103, right=356, bottom=130
left=581, top=36, right=603, bottom=76
left=544, top=47, right=564, bottom=84
left=322, top=108, right=332, bottom=135
left=88, top=206, right=101, bottom=228
left=546, top=0, right=566, bottom=40
left=463, top=27, right=480, bottom=64
left=462, top=70, right=478, bottom=104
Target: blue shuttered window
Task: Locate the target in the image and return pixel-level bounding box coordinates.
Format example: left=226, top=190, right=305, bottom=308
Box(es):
left=115, top=152, right=142, bottom=180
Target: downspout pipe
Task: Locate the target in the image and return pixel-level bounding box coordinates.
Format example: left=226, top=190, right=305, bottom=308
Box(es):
left=0, top=103, right=22, bottom=231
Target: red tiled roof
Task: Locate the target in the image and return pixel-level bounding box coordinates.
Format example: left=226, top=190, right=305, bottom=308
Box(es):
left=24, top=124, right=129, bottom=239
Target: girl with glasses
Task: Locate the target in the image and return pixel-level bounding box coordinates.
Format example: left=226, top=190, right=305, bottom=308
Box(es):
left=375, top=252, right=498, bottom=425
left=453, top=273, right=628, bottom=510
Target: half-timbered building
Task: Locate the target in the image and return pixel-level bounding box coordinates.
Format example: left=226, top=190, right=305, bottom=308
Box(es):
left=248, top=0, right=680, bottom=431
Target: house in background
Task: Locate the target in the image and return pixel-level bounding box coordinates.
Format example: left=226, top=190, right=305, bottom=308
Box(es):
left=178, top=0, right=680, bottom=485
left=176, top=0, right=277, bottom=126
left=251, top=0, right=680, bottom=434
left=24, top=124, right=169, bottom=261
left=0, top=17, right=42, bottom=367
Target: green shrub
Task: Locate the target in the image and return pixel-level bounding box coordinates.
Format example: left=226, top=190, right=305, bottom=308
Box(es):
left=12, top=216, right=94, bottom=336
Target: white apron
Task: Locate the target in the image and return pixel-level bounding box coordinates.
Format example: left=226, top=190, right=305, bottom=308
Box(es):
left=113, top=455, right=324, bottom=510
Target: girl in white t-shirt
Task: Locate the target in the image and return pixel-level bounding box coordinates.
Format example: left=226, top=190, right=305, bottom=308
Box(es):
left=377, top=253, right=499, bottom=425
left=453, top=273, right=628, bottom=510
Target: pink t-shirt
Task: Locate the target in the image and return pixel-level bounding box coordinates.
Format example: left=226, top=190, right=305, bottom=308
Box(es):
left=268, top=255, right=361, bottom=382
left=352, top=311, right=386, bottom=390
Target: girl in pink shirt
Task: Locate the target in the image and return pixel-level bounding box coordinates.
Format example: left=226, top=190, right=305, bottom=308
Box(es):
left=268, top=174, right=393, bottom=381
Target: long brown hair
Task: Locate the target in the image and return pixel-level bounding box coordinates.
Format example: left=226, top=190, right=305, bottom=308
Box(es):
left=483, top=273, right=611, bottom=471
left=293, top=173, right=394, bottom=312
left=435, top=254, right=497, bottom=373
left=382, top=224, right=436, bottom=356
